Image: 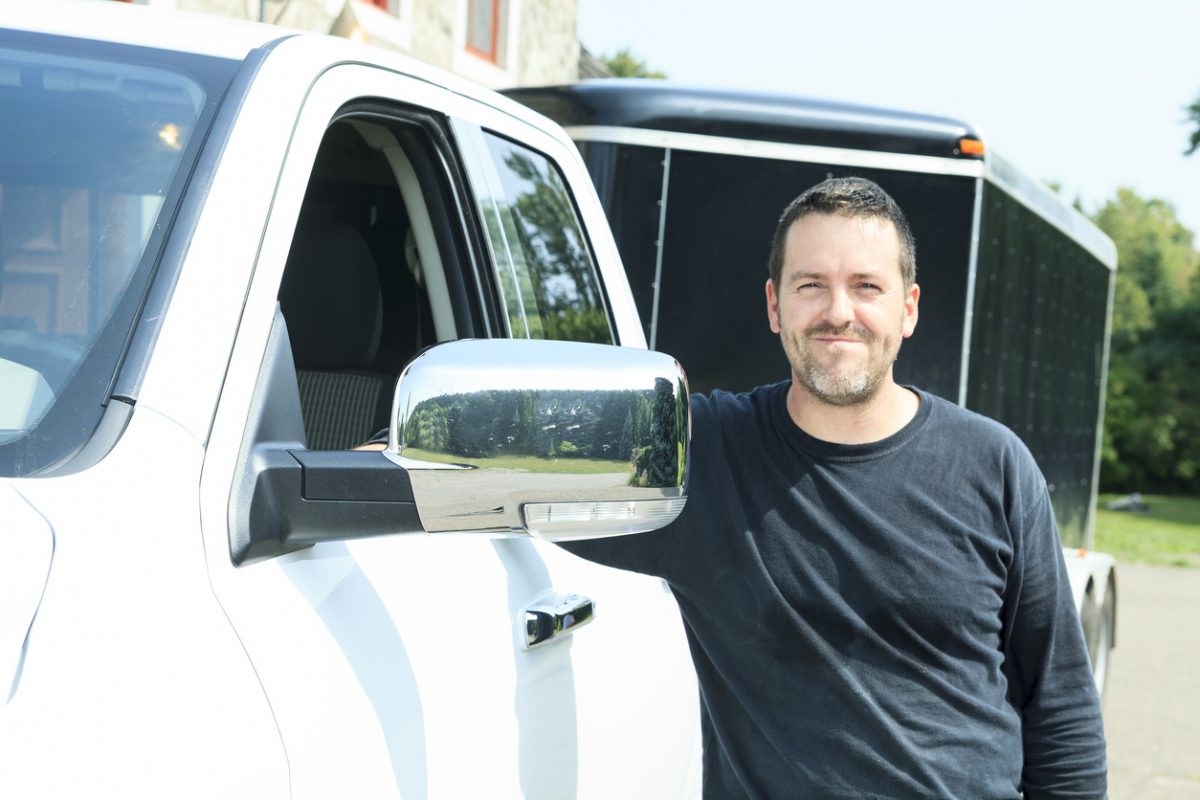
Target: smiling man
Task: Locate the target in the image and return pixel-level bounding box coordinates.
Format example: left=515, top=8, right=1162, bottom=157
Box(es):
left=565, top=177, right=1107, bottom=799
left=765, top=200, right=920, bottom=443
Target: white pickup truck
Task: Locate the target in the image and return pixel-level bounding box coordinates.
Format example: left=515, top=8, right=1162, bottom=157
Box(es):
left=0, top=3, right=701, bottom=797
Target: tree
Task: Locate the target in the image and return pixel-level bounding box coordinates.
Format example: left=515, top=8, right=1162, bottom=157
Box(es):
left=1186, top=93, right=1200, bottom=155
left=600, top=48, right=666, bottom=79
left=1093, top=188, right=1200, bottom=492
left=1093, top=189, right=1197, bottom=313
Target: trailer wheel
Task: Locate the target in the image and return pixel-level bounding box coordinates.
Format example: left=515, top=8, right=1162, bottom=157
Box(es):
left=1082, top=579, right=1114, bottom=701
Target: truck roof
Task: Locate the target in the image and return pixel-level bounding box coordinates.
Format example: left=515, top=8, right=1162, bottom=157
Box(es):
left=505, top=79, right=984, bottom=160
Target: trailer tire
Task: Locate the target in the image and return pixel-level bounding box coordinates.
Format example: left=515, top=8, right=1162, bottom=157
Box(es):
left=1082, top=579, right=1114, bottom=701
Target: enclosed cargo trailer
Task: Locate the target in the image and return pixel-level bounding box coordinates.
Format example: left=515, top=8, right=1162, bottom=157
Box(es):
left=510, top=80, right=1117, bottom=695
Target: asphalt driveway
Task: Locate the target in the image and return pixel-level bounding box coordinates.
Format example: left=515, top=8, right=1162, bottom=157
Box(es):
left=1105, top=562, right=1200, bottom=798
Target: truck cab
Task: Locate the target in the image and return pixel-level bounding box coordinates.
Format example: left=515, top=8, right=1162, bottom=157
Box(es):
left=0, top=5, right=701, bottom=796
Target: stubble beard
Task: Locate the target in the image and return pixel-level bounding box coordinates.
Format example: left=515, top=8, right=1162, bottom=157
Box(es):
left=781, top=322, right=900, bottom=408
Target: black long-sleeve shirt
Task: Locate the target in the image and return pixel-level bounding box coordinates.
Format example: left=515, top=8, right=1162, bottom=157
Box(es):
left=566, top=382, right=1106, bottom=799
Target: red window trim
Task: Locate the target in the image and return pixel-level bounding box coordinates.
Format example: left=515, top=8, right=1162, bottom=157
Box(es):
left=466, top=0, right=503, bottom=65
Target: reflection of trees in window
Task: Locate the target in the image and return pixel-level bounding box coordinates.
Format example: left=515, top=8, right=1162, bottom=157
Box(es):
left=499, top=149, right=612, bottom=344
left=481, top=206, right=543, bottom=339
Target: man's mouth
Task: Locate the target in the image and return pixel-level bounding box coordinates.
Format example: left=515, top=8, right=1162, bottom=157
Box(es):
left=806, top=328, right=870, bottom=344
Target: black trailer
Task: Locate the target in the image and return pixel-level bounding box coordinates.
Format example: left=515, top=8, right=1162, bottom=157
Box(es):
left=509, top=80, right=1116, bottom=552
left=510, top=81, right=1118, bottom=691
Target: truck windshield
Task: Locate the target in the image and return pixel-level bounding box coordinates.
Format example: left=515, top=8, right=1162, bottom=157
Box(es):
left=0, top=32, right=237, bottom=477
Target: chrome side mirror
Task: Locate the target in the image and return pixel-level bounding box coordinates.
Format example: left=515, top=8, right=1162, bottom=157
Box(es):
left=384, top=339, right=689, bottom=540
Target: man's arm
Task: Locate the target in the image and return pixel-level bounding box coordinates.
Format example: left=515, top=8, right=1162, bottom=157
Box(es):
left=1002, top=476, right=1107, bottom=799
left=558, top=519, right=682, bottom=577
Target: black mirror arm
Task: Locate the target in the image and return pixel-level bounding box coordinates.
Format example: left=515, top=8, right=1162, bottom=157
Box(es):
left=232, top=449, right=421, bottom=566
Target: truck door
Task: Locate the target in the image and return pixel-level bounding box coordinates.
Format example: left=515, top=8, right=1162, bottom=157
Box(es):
left=197, top=59, right=699, bottom=799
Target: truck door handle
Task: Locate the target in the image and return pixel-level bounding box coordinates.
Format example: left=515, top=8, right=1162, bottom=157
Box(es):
left=523, top=593, right=594, bottom=649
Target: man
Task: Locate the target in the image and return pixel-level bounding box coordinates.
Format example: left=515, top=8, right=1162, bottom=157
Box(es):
left=565, top=177, right=1107, bottom=798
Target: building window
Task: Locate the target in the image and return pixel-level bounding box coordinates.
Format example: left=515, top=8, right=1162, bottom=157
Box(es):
left=466, top=0, right=506, bottom=65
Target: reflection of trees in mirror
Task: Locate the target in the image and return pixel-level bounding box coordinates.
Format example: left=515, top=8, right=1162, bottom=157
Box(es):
left=502, top=151, right=611, bottom=344
left=629, top=378, right=681, bottom=488
left=404, top=389, right=678, bottom=484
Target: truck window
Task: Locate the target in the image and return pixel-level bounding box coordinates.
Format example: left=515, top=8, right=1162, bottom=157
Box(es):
left=0, top=34, right=235, bottom=476
left=277, top=114, right=474, bottom=450
left=475, top=131, right=613, bottom=345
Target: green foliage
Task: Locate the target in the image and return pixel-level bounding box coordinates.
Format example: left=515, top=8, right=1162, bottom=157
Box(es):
left=600, top=48, right=667, bottom=79
left=1186, top=93, right=1200, bottom=156
left=1093, top=189, right=1200, bottom=493
left=1092, top=189, right=1197, bottom=313
left=1094, top=494, right=1200, bottom=567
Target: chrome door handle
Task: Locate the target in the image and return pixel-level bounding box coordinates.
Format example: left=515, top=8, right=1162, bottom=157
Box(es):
left=523, top=593, right=594, bottom=649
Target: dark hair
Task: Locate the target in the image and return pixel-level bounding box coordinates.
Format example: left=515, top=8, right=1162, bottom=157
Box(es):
left=767, top=177, right=917, bottom=288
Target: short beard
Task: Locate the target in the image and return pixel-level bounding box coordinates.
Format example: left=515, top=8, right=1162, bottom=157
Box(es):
left=783, top=324, right=895, bottom=408
left=794, top=353, right=886, bottom=406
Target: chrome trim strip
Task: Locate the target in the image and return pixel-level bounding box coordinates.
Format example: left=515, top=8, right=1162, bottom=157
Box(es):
left=957, top=177, right=985, bottom=407
left=449, top=117, right=526, bottom=337
left=563, top=125, right=987, bottom=178
left=649, top=147, right=672, bottom=350
left=1086, top=263, right=1119, bottom=547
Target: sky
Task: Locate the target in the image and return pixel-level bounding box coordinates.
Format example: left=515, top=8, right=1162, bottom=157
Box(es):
left=577, top=0, right=1200, bottom=239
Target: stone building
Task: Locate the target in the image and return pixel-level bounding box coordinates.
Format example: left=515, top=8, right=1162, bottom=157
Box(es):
left=109, top=0, right=598, bottom=88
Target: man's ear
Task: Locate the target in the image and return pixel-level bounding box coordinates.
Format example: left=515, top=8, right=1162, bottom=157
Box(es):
left=765, top=278, right=781, bottom=334
left=902, top=282, right=920, bottom=338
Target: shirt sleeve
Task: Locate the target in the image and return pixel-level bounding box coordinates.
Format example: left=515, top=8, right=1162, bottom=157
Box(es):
left=558, top=391, right=716, bottom=578
left=1001, top=458, right=1108, bottom=798
left=558, top=515, right=683, bottom=577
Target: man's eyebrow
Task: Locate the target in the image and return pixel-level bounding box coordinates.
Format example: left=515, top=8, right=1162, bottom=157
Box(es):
left=784, top=270, right=822, bottom=282
left=783, top=269, right=887, bottom=282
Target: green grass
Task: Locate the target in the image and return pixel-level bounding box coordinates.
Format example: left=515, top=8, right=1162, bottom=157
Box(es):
left=1094, top=494, right=1200, bottom=568
left=401, top=446, right=631, bottom=475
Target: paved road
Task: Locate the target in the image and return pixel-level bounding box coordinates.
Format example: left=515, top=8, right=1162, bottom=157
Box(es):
left=1105, top=563, right=1200, bottom=799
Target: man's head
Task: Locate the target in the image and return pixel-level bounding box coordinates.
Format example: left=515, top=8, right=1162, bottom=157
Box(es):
left=765, top=177, right=920, bottom=408
left=767, top=177, right=917, bottom=290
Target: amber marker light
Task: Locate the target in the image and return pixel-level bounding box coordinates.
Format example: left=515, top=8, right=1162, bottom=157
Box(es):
left=957, top=137, right=985, bottom=156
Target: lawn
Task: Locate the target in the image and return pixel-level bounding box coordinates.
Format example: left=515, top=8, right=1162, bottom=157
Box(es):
left=1093, top=494, right=1200, bottom=568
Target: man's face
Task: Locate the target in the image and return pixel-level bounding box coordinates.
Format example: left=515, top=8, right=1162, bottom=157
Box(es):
left=765, top=213, right=919, bottom=407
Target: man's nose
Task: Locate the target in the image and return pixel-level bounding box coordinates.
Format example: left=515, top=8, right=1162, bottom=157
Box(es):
left=822, top=287, right=855, bottom=326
